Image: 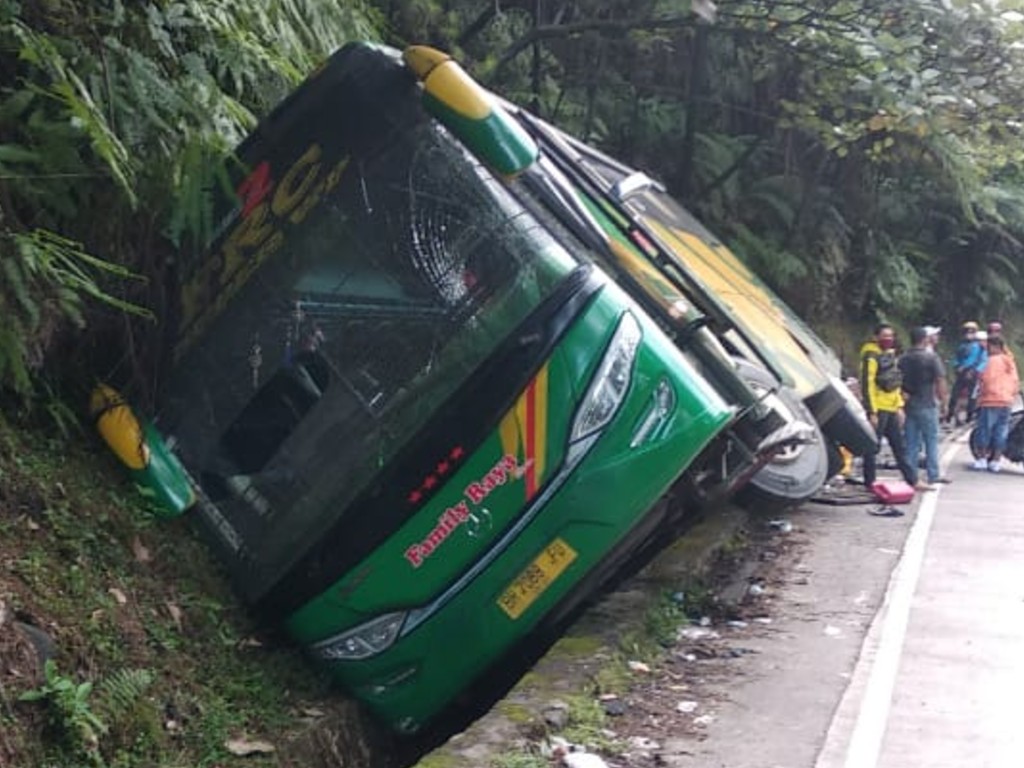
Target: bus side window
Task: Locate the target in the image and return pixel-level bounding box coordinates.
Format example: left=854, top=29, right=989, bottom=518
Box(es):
left=220, top=354, right=330, bottom=474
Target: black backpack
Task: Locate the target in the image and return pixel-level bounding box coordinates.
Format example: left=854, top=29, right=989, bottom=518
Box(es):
left=870, top=351, right=903, bottom=392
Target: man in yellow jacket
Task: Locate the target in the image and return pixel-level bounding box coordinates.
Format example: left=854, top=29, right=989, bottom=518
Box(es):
left=859, top=324, right=916, bottom=487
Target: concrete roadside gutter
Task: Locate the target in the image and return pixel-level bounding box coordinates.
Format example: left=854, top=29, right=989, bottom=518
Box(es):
left=411, top=502, right=751, bottom=768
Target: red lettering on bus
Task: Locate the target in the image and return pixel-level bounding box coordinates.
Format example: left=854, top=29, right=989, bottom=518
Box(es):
left=464, top=454, right=519, bottom=505
left=404, top=454, right=525, bottom=568
left=237, top=161, right=273, bottom=218
left=403, top=501, right=470, bottom=568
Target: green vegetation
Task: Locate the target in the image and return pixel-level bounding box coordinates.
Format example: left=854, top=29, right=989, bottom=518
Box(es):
left=18, top=660, right=113, bottom=765
left=560, top=693, right=621, bottom=755
left=0, top=0, right=381, bottom=401
left=372, top=0, right=1024, bottom=351
left=490, top=753, right=548, bottom=768
left=5, top=1, right=1024, bottom=402
left=0, top=413, right=382, bottom=767
left=16, top=661, right=156, bottom=766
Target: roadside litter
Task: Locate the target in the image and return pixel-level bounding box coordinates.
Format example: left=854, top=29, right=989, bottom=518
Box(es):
left=809, top=478, right=877, bottom=506
left=811, top=475, right=915, bottom=516
left=868, top=506, right=905, bottom=518
left=866, top=478, right=914, bottom=517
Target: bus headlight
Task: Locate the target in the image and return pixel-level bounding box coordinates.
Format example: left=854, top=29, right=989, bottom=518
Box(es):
left=311, top=612, right=406, bottom=661
left=569, top=312, right=642, bottom=444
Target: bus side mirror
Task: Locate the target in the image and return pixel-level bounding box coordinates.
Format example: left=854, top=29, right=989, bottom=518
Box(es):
left=89, top=384, right=196, bottom=518
left=403, top=45, right=538, bottom=177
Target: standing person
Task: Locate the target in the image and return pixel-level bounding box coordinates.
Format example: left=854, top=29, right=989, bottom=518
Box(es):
left=899, top=326, right=949, bottom=490
left=859, top=324, right=915, bottom=488
left=986, top=321, right=1012, bottom=358
left=923, top=325, right=942, bottom=351
left=972, top=336, right=1020, bottom=473
left=946, top=321, right=987, bottom=425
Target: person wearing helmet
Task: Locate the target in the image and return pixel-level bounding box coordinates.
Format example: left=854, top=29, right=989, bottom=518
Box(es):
left=946, top=321, right=987, bottom=425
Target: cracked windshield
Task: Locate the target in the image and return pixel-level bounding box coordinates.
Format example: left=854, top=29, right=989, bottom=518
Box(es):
left=160, top=121, right=577, bottom=592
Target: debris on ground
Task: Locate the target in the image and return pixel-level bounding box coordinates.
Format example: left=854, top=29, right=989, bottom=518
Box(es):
left=561, top=751, right=610, bottom=767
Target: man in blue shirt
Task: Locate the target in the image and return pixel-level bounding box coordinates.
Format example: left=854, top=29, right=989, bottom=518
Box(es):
left=945, top=320, right=987, bottom=425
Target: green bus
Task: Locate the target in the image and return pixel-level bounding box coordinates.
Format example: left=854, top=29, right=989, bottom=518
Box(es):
left=93, top=42, right=808, bottom=734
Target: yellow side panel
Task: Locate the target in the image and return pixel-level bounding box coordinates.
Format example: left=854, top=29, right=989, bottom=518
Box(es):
left=90, top=385, right=150, bottom=470
left=643, top=215, right=825, bottom=397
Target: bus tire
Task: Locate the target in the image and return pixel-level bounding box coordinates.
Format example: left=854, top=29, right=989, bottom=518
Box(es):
left=734, top=359, right=829, bottom=509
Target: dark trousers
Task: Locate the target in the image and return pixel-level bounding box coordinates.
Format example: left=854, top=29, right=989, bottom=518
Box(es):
left=862, top=410, right=915, bottom=486
left=946, top=369, right=978, bottom=423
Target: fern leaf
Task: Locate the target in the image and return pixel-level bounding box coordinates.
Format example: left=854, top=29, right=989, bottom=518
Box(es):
left=97, top=668, right=154, bottom=723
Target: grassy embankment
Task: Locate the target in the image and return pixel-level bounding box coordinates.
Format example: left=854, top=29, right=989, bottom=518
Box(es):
left=0, top=412, right=390, bottom=768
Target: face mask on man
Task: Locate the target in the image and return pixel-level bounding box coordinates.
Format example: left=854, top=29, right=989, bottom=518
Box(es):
left=879, top=338, right=895, bottom=350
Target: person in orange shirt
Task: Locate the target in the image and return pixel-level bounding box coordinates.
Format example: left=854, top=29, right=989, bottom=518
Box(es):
left=972, top=335, right=1020, bottom=473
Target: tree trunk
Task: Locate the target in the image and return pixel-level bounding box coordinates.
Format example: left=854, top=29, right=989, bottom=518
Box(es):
left=531, top=0, right=543, bottom=115
left=680, top=24, right=708, bottom=201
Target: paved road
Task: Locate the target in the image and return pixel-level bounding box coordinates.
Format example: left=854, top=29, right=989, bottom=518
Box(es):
left=817, top=436, right=1024, bottom=768
left=650, top=428, right=1024, bottom=768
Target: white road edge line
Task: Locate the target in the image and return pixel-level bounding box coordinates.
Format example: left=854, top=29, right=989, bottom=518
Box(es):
left=840, top=439, right=962, bottom=768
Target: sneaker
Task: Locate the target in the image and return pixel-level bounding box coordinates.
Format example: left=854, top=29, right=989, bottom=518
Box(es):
left=989, top=459, right=1002, bottom=473
left=972, top=457, right=988, bottom=471
left=933, top=476, right=953, bottom=484
left=914, top=480, right=935, bottom=492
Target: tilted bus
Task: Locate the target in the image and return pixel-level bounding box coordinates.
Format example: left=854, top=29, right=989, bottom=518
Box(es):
left=92, top=42, right=812, bottom=734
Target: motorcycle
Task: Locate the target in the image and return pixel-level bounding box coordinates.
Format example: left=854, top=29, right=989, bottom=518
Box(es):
left=969, top=405, right=1024, bottom=466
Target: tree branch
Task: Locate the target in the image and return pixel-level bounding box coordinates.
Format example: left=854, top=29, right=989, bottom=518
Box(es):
left=494, top=15, right=701, bottom=73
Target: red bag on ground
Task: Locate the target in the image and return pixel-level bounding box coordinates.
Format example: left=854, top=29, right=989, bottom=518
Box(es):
left=870, top=480, right=915, bottom=504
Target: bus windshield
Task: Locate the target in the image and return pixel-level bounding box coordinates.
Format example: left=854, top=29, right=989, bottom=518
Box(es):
left=160, top=118, right=578, bottom=596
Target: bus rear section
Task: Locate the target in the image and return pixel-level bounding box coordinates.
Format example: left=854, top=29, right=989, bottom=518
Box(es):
left=504, top=112, right=876, bottom=501
left=143, top=43, right=739, bottom=733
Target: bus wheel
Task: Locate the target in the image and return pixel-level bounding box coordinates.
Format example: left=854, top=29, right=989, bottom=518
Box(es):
left=734, top=359, right=829, bottom=509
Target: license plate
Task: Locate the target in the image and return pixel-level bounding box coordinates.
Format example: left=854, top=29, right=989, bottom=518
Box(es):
left=497, top=538, right=578, bottom=620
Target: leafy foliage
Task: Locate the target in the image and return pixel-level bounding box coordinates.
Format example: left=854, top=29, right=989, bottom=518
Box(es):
left=0, top=229, right=149, bottom=396
left=0, top=0, right=381, bottom=401
left=96, top=667, right=154, bottom=724
left=19, top=659, right=109, bottom=766
left=369, top=0, right=1024, bottom=337
left=1, top=413, right=360, bottom=767
left=17, top=661, right=154, bottom=768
